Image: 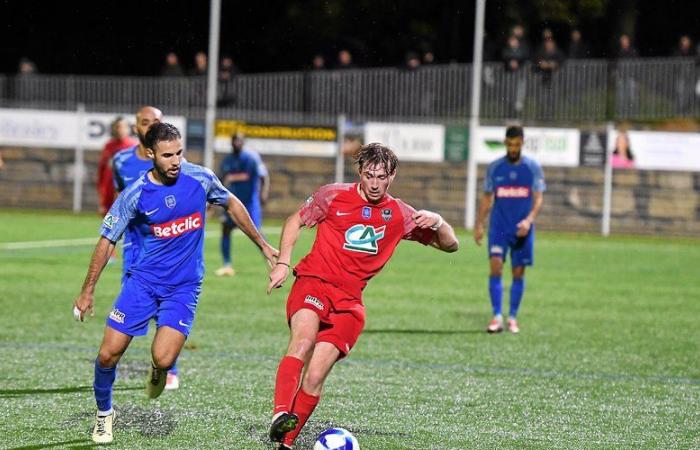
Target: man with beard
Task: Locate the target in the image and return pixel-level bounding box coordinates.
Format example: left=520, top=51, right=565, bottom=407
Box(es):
left=73, top=122, right=278, bottom=444
left=474, top=126, right=545, bottom=334
left=112, top=106, right=184, bottom=389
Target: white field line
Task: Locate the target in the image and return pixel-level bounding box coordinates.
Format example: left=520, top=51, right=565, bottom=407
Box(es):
left=0, top=226, right=282, bottom=250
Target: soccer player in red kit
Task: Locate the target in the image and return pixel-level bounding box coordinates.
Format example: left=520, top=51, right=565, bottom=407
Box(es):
left=266, top=143, right=459, bottom=449
left=96, top=117, right=137, bottom=215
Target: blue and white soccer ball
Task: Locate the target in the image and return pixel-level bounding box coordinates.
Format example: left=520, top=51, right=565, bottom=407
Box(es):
left=313, top=427, right=359, bottom=450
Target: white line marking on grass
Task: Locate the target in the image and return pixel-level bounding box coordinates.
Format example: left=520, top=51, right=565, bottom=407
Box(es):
left=0, top=226, right=282, bottom=250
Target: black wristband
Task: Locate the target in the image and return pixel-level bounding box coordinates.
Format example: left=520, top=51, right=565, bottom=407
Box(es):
left=276, top=262, right=290, bottom=268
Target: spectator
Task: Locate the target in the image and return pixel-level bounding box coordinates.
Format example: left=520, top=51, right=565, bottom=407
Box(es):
left=612, top=131, right=635, bottom=169
left=511, top=25, right=532, bottom=59
left=673, top=35, right=693, bottom=57
left=404, top=51, right=421, bottom=70
left=189, top=51, right=207, bottom=76
left=535, top=38, right=565, bottom=84
left=616, top=34, right=638, bottom=59
left=219, top=55, right=240, bottom=80
left=501, top=35, right=528, bottom=117
left=535, top=38, right=565, bottom=119
left=568, top=29, right=590, bottom=59
left=673, top=35, right=694, bottom=113
left=160, top=52, right=184, bottom=77
left=218, top=55, right=239, bottom=107
left=336, top=49, right=355, bottom=69
left=311, top=54, right=326, bottom=70
left=18, top=57, right=37, bottom=75
left=422, top=50, right=435, bottom=65
left=615, top=34, right=639, bottom=112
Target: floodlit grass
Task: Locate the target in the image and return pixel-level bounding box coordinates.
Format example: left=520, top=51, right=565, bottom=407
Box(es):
left=0, top=209, right=698, bottom=449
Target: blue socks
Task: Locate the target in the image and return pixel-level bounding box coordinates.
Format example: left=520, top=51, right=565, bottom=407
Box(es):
left=489, top=276, right=503, bottom=316
left=489, top=276, right=526, bottom=318
left=221, top=232, right=232, bottom=265
left=509, top=278, right=525, bottom=318
left=169, top=360, right=178, bottom=376
left=93, top=358, right=116, bottom=413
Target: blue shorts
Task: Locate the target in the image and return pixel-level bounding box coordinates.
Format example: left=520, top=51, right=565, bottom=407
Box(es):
left=488, top=226, right=535, bottom=267
left=107, top=274, right=201, bottom=337
left=221, top=203, right=262, bottom=229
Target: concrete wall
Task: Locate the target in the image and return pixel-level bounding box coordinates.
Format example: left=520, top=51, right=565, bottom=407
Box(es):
left=1, top=146, right=699, bottom=236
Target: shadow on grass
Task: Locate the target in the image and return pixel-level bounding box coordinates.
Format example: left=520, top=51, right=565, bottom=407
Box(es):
left=363, top=328, right=482, bottom=335
left=5, top=439, right=96, bottom=450
left=0, top=385, right=142, bottom=398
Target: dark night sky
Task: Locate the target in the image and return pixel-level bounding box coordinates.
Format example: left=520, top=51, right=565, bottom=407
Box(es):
left=1, top=0, right=700, bottom=76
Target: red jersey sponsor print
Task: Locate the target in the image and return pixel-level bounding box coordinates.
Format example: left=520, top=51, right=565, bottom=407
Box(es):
left=496, top=186, right=530, bottom=198
left=295, top=183, right=436, bottom=298
left=151, top=212, right=203, bottom=239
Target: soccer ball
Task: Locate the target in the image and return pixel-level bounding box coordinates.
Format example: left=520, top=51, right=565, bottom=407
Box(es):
left=313, top=427, right=359, bottom=450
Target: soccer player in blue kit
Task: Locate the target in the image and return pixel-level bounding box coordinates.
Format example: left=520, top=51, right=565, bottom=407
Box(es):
left=113, top=106, right=182, bottom=389
left=215, top=132, right=269, bottom=277
left=72, top=123, right=279, bottom=444
left=474, top=126, right=545, bottom=334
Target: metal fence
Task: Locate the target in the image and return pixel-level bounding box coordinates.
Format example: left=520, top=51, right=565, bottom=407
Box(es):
left=1, top=57, right=698, bottom=123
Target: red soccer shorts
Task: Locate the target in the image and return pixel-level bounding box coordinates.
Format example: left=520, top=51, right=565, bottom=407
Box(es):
left=286, top=276, right=366, bottom=357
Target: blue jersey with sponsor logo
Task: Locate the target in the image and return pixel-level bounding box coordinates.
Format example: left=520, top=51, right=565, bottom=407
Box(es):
left=484, top=155, right=545, bottom=233
left=112, top=145, right=153, bottom=192
left=220, top=149, right=267, bottom=210
left=101, top=161, right=230, bottom=286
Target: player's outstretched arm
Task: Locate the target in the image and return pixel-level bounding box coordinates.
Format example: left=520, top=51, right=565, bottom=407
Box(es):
left=73, top=237, right=115, bottom=322
left=413, top=210, right=459, bottom=253
left=474, top=193, right=494, bottom=246
left=267, top=211, right=305, bottom=294
left=224, top=194, right=279, bottom=267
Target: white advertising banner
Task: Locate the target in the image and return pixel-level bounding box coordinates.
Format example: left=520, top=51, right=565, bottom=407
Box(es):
left=364, top=122, right=445, bottom=162
left=608, top=129, right=700, bottom=172
left=0, top=108, right=187, bottom=150
left=475, top=126, right=580, bottom=167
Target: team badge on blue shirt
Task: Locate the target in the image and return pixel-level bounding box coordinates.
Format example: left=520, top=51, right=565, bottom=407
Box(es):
left=165, top=195, right=177, bottom=208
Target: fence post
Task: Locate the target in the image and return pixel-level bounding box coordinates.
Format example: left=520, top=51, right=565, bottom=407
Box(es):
left=601, top=122, right=614, bottom=236
left=72, top=103, right=85, bottom=213
left=334, top=114, right=346, bottom=183
left=464, top=0, right=486, bottom=229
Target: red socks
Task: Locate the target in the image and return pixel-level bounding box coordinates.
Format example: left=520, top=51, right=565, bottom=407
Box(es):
left=283, top=388, right=320, bottom=446
left=273, top=356, right=304, bottom=415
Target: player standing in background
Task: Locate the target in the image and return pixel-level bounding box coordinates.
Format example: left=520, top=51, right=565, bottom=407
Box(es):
left=73, top=123, right=279, bottom=444
left=96, top=117, right=136, bottom=215
left=474, top=126, right=545, bottom=334
left=113, top=106, right=184, bottom=389
left=215, top=132, right=269, bottom=277
left=266, top=143, right=459, bottom=449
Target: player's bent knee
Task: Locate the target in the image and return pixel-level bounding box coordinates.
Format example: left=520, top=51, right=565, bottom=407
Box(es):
left=151, top=350, right=177, bottom=370
left=287, top=336, right=316, bottom=360
left=96, top=349, right=121, bottom=368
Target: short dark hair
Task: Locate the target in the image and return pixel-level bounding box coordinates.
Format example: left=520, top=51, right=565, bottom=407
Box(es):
left=505, top=125, right=524, bottom=139
left=354, top=142, right=398, bottom=175
left=145, top=122, right=181, bottom=151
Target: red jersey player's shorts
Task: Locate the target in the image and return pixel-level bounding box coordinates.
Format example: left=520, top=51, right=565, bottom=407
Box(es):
left=287, top=276, right=366, bottom=358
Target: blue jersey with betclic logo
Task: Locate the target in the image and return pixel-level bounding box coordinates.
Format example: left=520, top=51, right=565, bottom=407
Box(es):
left=484, top=155, right=546, bottom=233
left=101, top=162, right=230, bottom=286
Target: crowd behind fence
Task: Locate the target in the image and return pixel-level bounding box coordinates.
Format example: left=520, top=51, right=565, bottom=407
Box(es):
left=2, top=58, right=700, bottom=123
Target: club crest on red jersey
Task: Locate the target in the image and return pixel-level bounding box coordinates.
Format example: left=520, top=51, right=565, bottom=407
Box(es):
left=362, top=206, right=371, bottom=219
left=343, top=224, right=385, bottom=254
left=382, top=208, right=392, bottom=221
